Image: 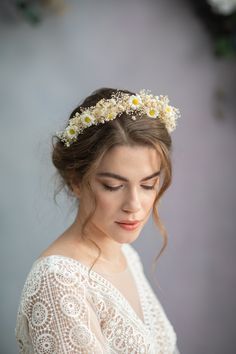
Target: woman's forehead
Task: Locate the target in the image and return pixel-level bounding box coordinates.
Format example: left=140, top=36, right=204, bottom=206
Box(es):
left=97, top=145, right=161, bottom=174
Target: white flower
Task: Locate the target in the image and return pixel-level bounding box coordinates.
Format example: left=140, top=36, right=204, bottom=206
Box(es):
left=164, top=105, right=173, bottom=115
left=80, top=112, right=95, bottom=127
left=105, top=111, right=117, bottom=120
left=65, top=125, right=79, bottom=139
left=207, top=0, right=236, bottom=15
left=109, top=98, right=116, bottom=105
left=165, top=118, right=177, bottom=133
left=128, top=95, right=142, bottom=110
left=146, top=107, right=159, bottom=118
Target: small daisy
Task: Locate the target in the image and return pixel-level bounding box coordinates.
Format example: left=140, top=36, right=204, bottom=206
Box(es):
left=146, top=107, right=159, bottom=118
left=80, top=112, right=95, bottom=127
left=128, top=94, right=142, bottom=110
left=165, top=105, right=173, bottom=114
left=65, top=125, right=78, bottom=139
left=106, top=111, right=117, bottom=120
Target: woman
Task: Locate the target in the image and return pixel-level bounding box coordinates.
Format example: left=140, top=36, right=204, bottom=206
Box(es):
left=15, top=88, right=181, bottom=353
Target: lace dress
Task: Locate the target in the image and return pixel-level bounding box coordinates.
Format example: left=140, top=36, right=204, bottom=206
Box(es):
left=15, top=243, right=180, bottom=353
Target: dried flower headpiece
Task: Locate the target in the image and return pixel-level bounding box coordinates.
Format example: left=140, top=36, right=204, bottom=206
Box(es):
left=56, top=89, right=181, bottom=147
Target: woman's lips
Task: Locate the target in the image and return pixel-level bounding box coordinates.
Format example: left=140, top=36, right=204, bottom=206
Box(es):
left=115, top=221, right=141, bottom=231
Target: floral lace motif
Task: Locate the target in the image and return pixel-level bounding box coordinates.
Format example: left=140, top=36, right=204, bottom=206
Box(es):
left=15, top=244, right=178, bottom=353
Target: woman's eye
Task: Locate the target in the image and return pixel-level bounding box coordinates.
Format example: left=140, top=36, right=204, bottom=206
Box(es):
left=142, top=185, right=155, bottom=190
left=102, top=184, right=155, bottom=192
left=102, top=184, right=121, bottom=191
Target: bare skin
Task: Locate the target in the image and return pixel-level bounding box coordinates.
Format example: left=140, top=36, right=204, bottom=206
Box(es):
left=39, top=227, right=128, bottom=274
left=39, top=145, right=161, bottom=275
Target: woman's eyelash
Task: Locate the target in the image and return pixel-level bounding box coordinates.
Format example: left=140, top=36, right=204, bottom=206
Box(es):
left=102, top=184, right=155, bottom=191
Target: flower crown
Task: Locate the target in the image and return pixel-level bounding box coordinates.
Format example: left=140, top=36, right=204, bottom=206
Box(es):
left=56, top=89, right=181, bottom=147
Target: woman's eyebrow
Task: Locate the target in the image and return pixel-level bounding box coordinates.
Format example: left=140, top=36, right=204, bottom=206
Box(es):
left=96, top=171, right=160, bottom=182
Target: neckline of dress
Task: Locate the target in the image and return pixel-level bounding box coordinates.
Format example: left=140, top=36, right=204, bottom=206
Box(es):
left=33, top=244, right=148, bottom=329
left=36, top=244, right=129, bottom=275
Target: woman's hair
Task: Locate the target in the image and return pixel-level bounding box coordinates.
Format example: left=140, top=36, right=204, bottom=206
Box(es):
left=51, top=87, right=173, bottom=281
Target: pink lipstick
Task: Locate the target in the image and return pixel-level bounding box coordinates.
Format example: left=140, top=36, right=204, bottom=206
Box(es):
left=115, top=221, right=141, bottom=231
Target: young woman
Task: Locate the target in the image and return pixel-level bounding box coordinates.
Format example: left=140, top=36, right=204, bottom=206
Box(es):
left=15, top=88, right=181, bottom=353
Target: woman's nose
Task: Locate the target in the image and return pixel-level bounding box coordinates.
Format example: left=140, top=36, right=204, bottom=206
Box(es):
left=121, top=187, right=142, bottom=213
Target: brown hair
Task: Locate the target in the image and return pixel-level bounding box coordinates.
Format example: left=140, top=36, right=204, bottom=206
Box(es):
left=51, top=87, right=173, bottom=283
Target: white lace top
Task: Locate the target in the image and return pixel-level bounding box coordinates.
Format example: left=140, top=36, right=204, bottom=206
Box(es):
left=15, top=243, right=180, bottom=353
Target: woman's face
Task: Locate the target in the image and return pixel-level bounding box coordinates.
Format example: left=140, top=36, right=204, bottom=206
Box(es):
left=77, top=145, right=161, bottom=244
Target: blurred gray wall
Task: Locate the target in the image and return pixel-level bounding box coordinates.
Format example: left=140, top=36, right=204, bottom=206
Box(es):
left=1, top=0, right=236, bottom=353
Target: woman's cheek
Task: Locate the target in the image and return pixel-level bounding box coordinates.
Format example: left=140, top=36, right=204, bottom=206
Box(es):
left=96, top=192, right=116, bottom=209
left=146, top=192, right=157, bottom=209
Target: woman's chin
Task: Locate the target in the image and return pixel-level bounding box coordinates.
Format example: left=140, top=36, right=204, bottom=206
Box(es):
left=115, top=230, right=142, bottom=244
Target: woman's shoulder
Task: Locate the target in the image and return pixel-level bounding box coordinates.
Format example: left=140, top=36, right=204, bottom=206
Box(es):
left=22, top=241, right=142, bottom=289
left=15, top=256, right=96, bottom=351
left=23, top=243, right=141, bottom=286
left=18, top=255, right=88, bottom=311
left=24, top=249, right=87, bottom=286
left=33, top=243, right=142, bottom=273
left=29, top=253, right=87, bottom=282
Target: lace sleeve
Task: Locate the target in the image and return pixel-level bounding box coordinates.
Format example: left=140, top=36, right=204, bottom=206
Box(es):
left=17, top=260, right=109, bottom=354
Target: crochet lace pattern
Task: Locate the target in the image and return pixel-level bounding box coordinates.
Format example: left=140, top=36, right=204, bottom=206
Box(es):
left=15, top=244, right=178, bottom=353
